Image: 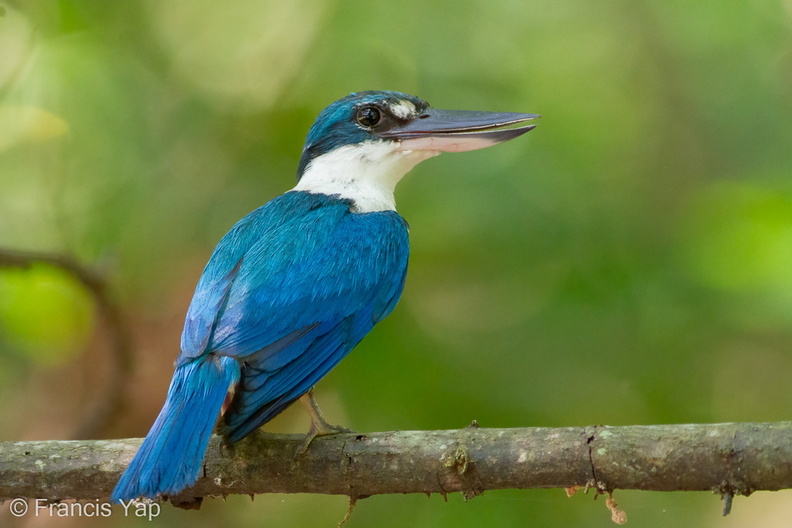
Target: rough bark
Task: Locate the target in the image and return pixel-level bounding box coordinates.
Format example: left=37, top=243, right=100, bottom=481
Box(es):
left=1, top=422, right=790, bottom=508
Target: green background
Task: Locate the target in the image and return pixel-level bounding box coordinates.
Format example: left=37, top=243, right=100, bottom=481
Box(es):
left=1, top=0, right=791, bottom=526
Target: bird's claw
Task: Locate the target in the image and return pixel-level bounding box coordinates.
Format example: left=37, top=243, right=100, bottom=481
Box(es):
left=294, top=389, right=354, bottom=457
left=294, top=422, right=354, bottom=457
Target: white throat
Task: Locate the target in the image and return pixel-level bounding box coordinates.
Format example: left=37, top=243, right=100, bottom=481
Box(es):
left=293, top=141, right=438, bottom=213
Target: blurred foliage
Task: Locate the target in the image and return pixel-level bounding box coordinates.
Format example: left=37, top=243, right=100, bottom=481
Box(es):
left=0, top=264, right=94, bottom=364
left=2, top=0, right=792, bottom=526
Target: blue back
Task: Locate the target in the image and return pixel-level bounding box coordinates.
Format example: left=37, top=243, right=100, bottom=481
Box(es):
left=179, top=191, right=409, bottom=441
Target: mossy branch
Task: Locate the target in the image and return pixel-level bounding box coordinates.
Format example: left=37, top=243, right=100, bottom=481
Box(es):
left=1, top=422, right=790, bottom=512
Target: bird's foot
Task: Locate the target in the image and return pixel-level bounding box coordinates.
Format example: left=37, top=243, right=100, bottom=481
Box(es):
left=294, top=389, right=354, bottom=456
left=295, top=421, right=353, bottom=456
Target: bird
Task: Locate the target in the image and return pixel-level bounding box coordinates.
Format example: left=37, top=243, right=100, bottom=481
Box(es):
left=110, top=90, right=538, bottom=502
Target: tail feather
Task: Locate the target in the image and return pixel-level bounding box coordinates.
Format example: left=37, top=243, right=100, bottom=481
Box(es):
left=111, top=355, right=240, bottom=502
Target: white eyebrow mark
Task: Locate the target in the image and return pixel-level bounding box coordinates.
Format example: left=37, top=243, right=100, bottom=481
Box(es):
left=389, top=101, right=417, bottom=119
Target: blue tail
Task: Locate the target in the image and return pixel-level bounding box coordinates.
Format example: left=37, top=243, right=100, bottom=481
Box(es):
left=111, top=355, right=240, bottom=501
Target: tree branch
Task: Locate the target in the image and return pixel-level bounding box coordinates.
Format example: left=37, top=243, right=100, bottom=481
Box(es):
left=2, top=422, right=790, bottom=510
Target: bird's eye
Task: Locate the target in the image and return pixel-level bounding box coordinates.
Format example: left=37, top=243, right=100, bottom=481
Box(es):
left=356, top=106, right=381, bottom=128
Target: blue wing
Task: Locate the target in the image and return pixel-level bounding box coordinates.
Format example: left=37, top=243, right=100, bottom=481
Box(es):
left=178, top=191, right=409, bottom=442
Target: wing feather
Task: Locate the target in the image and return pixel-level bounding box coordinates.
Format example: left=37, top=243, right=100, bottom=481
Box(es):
left=176, top=191, right=409, bottom=441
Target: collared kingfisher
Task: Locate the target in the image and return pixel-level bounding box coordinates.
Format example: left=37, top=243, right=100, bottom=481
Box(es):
left=111, top=90, right=538, bottom=501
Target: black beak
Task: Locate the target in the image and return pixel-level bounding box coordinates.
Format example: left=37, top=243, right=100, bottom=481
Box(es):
left=379, top=109, right=540, bottom=152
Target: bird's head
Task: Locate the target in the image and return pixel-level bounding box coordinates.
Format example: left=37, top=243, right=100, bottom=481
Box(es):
left=295, top=90, right=538, bottom=212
